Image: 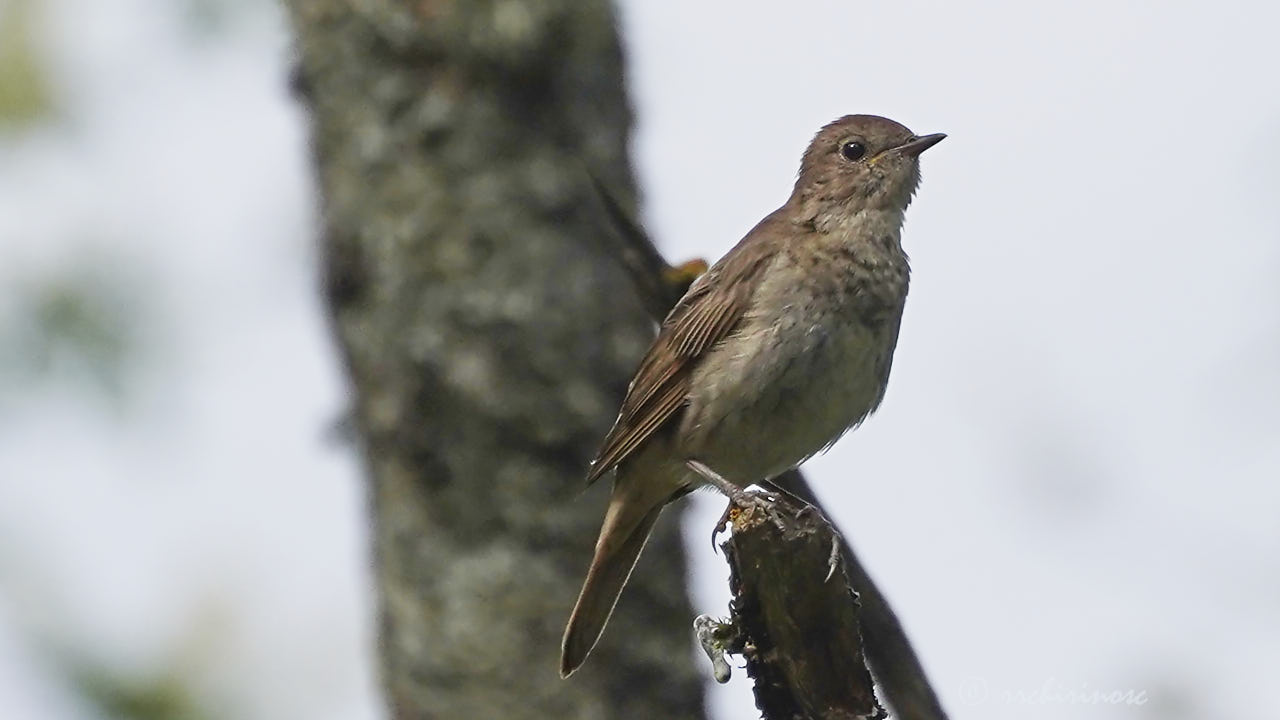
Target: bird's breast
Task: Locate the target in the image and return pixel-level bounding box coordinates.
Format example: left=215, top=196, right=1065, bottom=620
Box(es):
left=679, top=248, right=906, bottom=485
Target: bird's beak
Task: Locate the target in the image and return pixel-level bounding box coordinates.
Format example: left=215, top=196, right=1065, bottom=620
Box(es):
left=893, top=133, right=947, bottom=157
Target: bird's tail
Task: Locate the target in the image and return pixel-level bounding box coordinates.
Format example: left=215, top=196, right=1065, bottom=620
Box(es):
left=560, top=477, right=666, bottom=678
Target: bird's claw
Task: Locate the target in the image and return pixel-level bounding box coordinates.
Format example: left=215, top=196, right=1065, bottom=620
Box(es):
left=824, top=532, right=843, bottom=582
left=710, top=504, right=732, bottom=551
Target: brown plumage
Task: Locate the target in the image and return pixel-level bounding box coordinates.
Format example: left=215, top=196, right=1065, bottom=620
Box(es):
left=561, top=115, right=945, bottom=677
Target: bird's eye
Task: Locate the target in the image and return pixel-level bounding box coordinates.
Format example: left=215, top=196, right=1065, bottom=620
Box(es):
left=840, top=141, right=867, bottom=161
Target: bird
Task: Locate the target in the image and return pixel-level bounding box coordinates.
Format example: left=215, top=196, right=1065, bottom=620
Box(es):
left=561, top=114, right=945, bottom=677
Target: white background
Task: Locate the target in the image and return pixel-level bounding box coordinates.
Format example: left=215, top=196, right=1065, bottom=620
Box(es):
left=1, top=1, right=1277, bottom=718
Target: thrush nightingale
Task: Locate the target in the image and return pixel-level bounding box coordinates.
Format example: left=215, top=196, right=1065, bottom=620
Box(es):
left=561, top=115, right=945, bottom=677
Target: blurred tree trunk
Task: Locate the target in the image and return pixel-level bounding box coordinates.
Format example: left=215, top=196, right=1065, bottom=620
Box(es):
left=283, top=2, right=706, bottom=719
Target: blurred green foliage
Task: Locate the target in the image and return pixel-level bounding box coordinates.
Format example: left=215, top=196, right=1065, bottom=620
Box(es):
left=181, top=0, right=257, bottom=40
left=0, top=256, right=148, bottom=407
left=72, top=664, right=211, bottom=720
left=0, top=0, right=55, bottom=128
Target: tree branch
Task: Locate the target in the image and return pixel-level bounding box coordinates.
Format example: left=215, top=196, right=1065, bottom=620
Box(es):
left=772, top=471, right=949, bottom=720
left=723, top=499, right=882, bottom=719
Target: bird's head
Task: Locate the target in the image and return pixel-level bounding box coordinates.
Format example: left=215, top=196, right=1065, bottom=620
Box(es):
left=792, top=114, right=945, bottom=223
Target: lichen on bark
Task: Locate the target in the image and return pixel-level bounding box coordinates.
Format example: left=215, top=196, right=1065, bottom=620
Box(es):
left=283, top=2, right=706, bottom=718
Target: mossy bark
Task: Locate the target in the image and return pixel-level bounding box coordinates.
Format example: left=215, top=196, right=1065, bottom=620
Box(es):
left=282, top=2, right=706, bottom=718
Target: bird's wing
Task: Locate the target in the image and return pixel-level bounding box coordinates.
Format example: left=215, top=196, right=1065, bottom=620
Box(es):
left=586, top=218, right=781, bottom=484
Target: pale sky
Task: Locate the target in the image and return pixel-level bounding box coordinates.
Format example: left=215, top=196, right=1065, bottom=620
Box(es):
left=1, top=1, right=1277, bottom=719
left=618, top=3, right=1280, bottom=719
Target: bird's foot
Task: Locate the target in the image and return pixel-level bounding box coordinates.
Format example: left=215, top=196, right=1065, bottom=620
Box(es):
left=730, top=491, right=790, bottom=533
left=687, top=459, right=790, bottom=534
